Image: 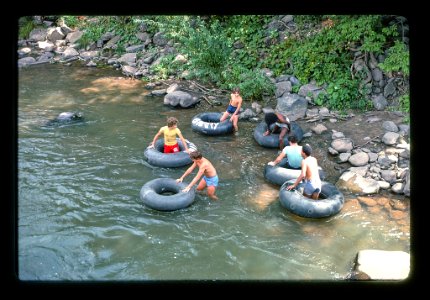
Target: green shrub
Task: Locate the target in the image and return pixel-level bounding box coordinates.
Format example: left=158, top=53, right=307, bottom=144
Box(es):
left=176, top=18, right=231, bottom=83
left=61, top=16, right=81, bottom=28
left=379, top=40, right=409, bottom=76
left=220, top=66, right=275, bottom=100
left=18, top=17, right=35, bottom=39
left=263, top=15, right=403, bottom=110
left=149, top=54, right=176, bottom=80
left=61, top=15, right=409, bottom=111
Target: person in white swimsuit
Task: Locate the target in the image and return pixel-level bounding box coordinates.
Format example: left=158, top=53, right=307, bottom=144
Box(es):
left=286, top=144, right=321, bottom=200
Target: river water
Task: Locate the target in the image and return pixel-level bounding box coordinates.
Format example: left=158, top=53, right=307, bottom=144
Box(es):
left=17, top=63, right=409, bottom=281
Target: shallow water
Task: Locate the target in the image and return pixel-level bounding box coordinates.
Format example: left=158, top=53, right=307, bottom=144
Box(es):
left=17, top=63, right=410, bottom=281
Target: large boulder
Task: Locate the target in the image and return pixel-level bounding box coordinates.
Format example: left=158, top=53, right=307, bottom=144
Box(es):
left=336, top=171, right=379, bottom=195
left=163, top=91, right=200, bottom=108
left=351, top=250, right=410, bottom=280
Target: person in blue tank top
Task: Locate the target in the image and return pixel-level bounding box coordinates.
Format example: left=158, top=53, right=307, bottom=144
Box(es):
left=267, top=134, right=302, bottom=169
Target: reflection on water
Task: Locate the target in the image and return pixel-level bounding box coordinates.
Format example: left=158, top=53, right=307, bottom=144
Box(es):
left=18, top=63, right=409, bottom=281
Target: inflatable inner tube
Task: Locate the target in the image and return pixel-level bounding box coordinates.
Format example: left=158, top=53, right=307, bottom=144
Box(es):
left=144, top=138, right=197, bottom=168
left=253, top=121, right=304, bottom=148
left=279, top=179, right=344, bottom=218
left=264, top=157, right=326, bottom=186
left=191, top=112, right=233, bottom=136
left=45, top=111, right=84, bottom=126
left=140, top=178, right=196, bottom=211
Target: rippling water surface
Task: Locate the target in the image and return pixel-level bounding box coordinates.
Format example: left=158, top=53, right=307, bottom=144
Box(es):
left=18, top=63, right=409, bottom=281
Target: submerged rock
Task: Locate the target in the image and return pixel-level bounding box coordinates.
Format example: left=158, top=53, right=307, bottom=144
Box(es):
left=45, top=111, right=84, bottom=126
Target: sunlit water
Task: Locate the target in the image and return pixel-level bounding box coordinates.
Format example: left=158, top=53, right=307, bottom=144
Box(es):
left=18, top=63, right=409, bottom=281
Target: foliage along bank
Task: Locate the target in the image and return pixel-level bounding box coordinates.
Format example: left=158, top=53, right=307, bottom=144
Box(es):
left=19, top=15, right=409, bottom=119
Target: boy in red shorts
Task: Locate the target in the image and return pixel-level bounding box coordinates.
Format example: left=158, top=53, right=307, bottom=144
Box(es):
left=149, top=117, right=190, bottom=153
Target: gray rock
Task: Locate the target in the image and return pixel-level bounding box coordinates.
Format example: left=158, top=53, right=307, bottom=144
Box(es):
left=398, top=124, right=410, bottom=136
left=371, top=68, right=383, bottom=81
left=338, top=152, right=351, bottom=163
left=66, top=31, right=84, bottom=44
left=29, top=28, right=48, bottom=41
left=372, top=95, right=388, bottom=111
left=403, top=172, right=410, bottom=197
left=328, top=147, right=338, bottom=156
left=367, top=152, right=378, bottom=163
left=298, top=83, right=326, bottom=101
left=332, top=131, right=345, bottom=139
left=276, top=94, right=308, bottom=121
left=337, top=171, right=379, bottom=195
left=331, top=138, right=354, bottom=153
left=47, top=27, right=65, bottom=42
left=391, top=183, right=404, bottom=194
left=311, top=124, right=327, bottom=134
left=166, top=83, right=180, bottom=94
left=348, top=166, right=369, bottom=177
left=118, top=53, right=137, bottom=65
left=163, top=90, right=199, bottom=108
left=151, top=89, right=167, bottom=96
left=348, top=152, right=369, bottom=167
left=380, top=170, right=397, bottom=184
left=18, top=56, right=36, bottom=67
left=306, top=108, right=319, bottom=118
left=62, top=47, right=79, bottom=59
left=382, top=132, right=400, bottom=145
left=382, top=121, right=399, bottom=132
left=275, top=81, right=292, bottom=98
left=289, top=76, right=300, bottom=86
left=153, top=32, right=167, bottom=46
left=377, top=181, right=391, bottom=189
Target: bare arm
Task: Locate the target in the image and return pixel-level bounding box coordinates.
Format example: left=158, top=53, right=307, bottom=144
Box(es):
left=182, top=166, right=206, bottom=192
left=230, top=98, right=242, bottom=118
left=287, top=160, right=306, bottom=190
left=177, top=132, right=189, bottom=152
left=277, top=112, right=290, bottom=124
left=150, top=131, right=162, bottom=147
left=268, top=151, right=286, bottom=166
left=177, top=162, right=197, bottom=183
left=228, top=94, right=233, bottom=106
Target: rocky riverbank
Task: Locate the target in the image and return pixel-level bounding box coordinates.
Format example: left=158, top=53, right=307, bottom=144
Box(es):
left=17, top=20, right=411, bottom=198
left=18, top=16, right=411, bottom=280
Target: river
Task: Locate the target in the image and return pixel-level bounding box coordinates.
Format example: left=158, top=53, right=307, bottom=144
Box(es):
left=17, top=63, right=409, bottom=281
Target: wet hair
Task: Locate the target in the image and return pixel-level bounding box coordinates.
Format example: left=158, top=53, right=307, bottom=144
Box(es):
left=189, top=150, right=203, bottom=160
left=302, top=144, right=312, bottom=156
left=288, top=134, right=297, bottom=143
left=232, top=87, right=240, bottom=94
left=265, top=112, right=278, bottom=128
left=167, top=117, right=178, bottom=127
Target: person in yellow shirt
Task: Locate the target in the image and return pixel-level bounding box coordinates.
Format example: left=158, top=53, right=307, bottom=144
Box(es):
left=149, top=117, right=190, bottom=153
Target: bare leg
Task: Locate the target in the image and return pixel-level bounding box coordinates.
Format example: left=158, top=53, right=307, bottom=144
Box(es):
left=278, top=127, right=288, bottom=150
left=304, top=192, right=320, bottom=200
left=232, top=115, right=239, bottom=131
left=303, top=192, right=312, bottom=199
left=219, top=111, right=229, bottom=122
left=196, top=179, right=207, bottom=191
left=207, top=186, right=218, bottom=200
